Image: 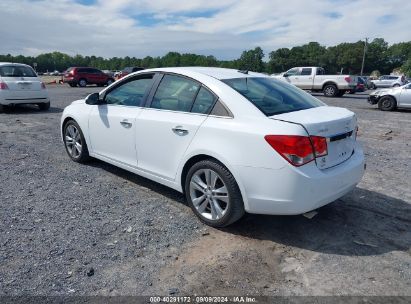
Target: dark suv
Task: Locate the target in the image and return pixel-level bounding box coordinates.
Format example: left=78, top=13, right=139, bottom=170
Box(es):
left=64, top=67, right=114, bottom=87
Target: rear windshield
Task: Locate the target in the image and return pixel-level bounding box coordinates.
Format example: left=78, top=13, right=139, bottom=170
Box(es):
left=0, top=65, right=37, bottom=77
left=222, top=77, right=324, bottom=116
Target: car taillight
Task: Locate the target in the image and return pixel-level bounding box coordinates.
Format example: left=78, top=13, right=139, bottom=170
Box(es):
left=41, top=82, right=46, bottom=89
left=0, top=82, right=9, bottom=90
left=344, top=76, right=351, bottom=83
left=264, top=135, right=328, bottom=167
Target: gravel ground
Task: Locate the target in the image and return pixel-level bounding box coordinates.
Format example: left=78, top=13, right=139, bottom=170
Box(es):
left=0, top=86, right=410, bottom=297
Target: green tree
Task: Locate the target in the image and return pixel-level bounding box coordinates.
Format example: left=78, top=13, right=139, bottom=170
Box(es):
left=238, top=47, right=264, bottom=72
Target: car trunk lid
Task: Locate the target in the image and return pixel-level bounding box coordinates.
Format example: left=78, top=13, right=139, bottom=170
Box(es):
left=270, top=106, right=357, bottom=169
left=1, top=76, right=43, bottom=91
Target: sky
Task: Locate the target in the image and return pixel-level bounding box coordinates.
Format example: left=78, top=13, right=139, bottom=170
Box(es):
left=0, top=0, right=410, bottom=59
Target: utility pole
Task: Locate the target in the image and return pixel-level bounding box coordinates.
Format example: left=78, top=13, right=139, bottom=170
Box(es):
left=360, top=37, right=368, bottom=76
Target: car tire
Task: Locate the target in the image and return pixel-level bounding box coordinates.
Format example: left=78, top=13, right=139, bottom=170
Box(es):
left=0, top=104, right=4, bottom=113
left=185, top=159, right=245, bottom=227
left=370, top=83, right=376, bottom=90
left=323, top=84, right=338, bottom=97
left=378, top=96, right=396, bottom=111
left=63, top=120, right=90, bottom=163
left=78, top=79, right=87, bottom=87
left=38, top=102, right=50, bottom=111
left=106, top=79, right=114, bottom=86
left=393, top=84, right=400, bottom=87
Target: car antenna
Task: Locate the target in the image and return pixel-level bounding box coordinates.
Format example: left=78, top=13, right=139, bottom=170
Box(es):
left=238, top=69, right=248, bottom=74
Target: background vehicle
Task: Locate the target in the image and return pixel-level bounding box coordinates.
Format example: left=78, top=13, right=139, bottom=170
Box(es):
left=0, top=62, right=50, bottom=111
left=63, top=67, right=114, bottom=87
left=368, top=83, right=411, bottom=111
left=61, top=67, right=364, bottom=227
left=273, top=66, right=356, bottom=97
left=369, top=75, right=406, bottom=89
left=349, top=76, right=366, bottom=94
left=116, top=67, right=145, bottom=80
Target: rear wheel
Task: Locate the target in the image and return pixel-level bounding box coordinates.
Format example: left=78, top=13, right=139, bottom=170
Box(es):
left=378, top=96, right=396, bottom=111
left=63, top=120, right=90, bottom=163
left=38, top=102, right=50, bottom=111
left=323, top=84, right=338, bottom=97
left=185, top=160, right=245, bottom=227
left=78, top=79, right=87, bottom=87
left=393, top=84, right=400, bottom=87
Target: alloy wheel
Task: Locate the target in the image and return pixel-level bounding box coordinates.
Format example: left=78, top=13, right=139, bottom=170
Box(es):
left=65, top=124, right=82, bottom=158
left=189, top=169, right=229, bottom=221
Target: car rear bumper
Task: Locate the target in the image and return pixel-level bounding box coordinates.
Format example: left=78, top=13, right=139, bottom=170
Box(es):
left=0, top=92, right=50, bottom=105
left=236, top=143, right=365, bottom=215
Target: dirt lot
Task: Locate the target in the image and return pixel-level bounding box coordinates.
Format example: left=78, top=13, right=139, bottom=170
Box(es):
left=0, top=85, right=410, bottom=296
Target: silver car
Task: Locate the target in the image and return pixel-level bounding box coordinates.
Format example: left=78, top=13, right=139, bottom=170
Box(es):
left=369, top=75, right=406, bottom=89
left=368, top=83, right=411, bottom=111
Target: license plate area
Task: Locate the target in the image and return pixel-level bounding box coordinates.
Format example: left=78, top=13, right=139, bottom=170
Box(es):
left=317, top=131, right=355, bottom=169
left=18, top=82, right=32, bottom=90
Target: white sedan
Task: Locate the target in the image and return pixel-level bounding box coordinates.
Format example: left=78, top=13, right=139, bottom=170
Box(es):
left=368, top=83, right=411, bottom=111
left=61, top=67, right=365, bottom=227
left=0, top=62, right=50, bottom=112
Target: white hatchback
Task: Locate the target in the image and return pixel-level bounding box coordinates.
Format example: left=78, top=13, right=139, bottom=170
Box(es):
left=61, top=67, right=365, bottom=227
left=0, top=62, right=50, bottom=112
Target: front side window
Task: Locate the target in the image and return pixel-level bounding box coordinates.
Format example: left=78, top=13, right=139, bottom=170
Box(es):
left=285, top=68, right=299, bottom=76
left=0, top=65, right=37, bottom=77
left=151, top=75, right=200, bottom=112
left=223, top=77, right=324, bottom=116
left=104, top=74, right=154, bottom=106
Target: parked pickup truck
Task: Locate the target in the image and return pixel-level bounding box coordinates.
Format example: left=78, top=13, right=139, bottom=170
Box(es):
left=273, top=67, right=356, bottom=97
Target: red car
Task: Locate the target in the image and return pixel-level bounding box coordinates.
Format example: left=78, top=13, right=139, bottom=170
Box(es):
left=63, top=67, right=114, bottom=87
left=116, top=66, right=145, bottom=80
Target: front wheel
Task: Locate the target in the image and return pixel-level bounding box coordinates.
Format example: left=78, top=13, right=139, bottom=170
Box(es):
left=78, top=79, right=87, bottom=87
left=378, top=96, right=396, bottom=111
left=185, top=160, right=245, bottom=227
left=63, top=120, right=90, bottom=163
left=393, top=84, right=400, bottom=87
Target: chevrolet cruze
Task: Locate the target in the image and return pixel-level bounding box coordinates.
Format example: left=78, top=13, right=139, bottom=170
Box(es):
left=61, top=67, right=365, bottom=227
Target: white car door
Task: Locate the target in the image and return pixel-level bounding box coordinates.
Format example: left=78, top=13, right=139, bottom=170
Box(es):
left=297, top=67, right=314, bottom=89
left=282, top=68, right=300, bottom=87
left=134, top=74, right=216, bottom=181
left=88, top=74, right=155, bottom=166
left=399, top=84, right=411, bottom=107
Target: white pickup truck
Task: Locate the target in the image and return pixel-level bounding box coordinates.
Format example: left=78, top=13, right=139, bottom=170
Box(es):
left=273, top=66, right=357, bottom=97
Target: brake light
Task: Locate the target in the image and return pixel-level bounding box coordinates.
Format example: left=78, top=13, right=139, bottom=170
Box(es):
left=310, top=136, right=327, bottom=157
left=344, top=76, right=351, bottom=83
left=41, top=82, right=46, bottom=89
left=264, top=135, right=328, bottom=167
left=0, top=82, right=9, bottom=90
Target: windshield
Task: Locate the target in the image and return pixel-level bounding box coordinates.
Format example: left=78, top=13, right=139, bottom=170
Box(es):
left=222, top=77, right=324, bottom=116
left=0, top=65, right=37, bottom=77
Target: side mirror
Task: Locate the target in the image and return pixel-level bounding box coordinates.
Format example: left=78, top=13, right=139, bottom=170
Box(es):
left=85, top=93, right=102, bottom=105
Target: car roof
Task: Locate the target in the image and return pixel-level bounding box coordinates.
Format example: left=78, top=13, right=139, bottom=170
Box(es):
left=142, top=67, right=267, bottom=80
left=0, top=62, right=31, bottom=67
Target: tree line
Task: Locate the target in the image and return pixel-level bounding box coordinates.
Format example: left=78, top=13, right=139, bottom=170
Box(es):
left=1, top=38, right=410, bottom=76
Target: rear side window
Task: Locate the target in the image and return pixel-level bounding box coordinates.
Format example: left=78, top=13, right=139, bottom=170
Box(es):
left=191, top=87, right=217, bottom=114
left=301, top=68, right=312, bottom=76
left=223, top=77, right=324, bottom=116
left=0, top=65, right=37, bottom=77
left=151, top=75, right=200, bottom=112
left=104, top=74, right=154, bottom=106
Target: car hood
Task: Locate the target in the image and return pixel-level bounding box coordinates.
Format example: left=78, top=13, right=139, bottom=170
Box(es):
left=371, top=87, right=400, bottom=95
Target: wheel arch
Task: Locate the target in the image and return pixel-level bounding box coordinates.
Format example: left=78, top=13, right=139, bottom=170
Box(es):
left=178, top=152, right=249, bottom=211
left=322, top=81, right=338, bottom=90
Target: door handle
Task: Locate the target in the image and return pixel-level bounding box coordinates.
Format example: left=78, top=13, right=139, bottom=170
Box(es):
left=172, top=126, right=189, bottom=136
left=120, top=120, right=132, bottom=128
